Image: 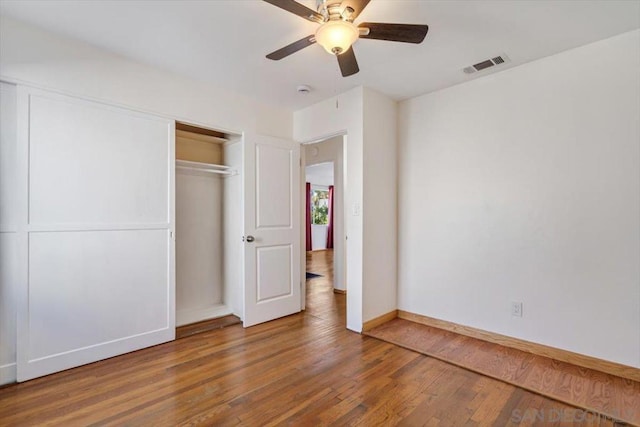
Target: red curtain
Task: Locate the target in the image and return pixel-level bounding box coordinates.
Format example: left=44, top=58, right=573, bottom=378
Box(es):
left=306, top=182, right=312, bottom=251
left=326, top=185, right=334, bottom=249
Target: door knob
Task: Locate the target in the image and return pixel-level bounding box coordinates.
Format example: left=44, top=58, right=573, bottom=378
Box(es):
left=245, top=235, right=255, bottom=242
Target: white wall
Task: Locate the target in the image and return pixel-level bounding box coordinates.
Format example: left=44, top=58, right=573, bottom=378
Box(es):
left=398, top=30, right=640, bottom=367
left=0, top=16, right=292, bottom=139
left=362, top=88, right=398, bottom=322
left=306, top=162, right=334, bottom=187
left=175, top=170, right=224, bottom=326
left=311, top=224, right=329, bottom=251
left=305, top=137, right=345, bottom=290
left=295, top=87, right=398, bottom=330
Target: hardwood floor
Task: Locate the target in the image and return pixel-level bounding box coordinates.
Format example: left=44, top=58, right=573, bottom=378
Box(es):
left=176, top=315, right=242, bottom=339
left=367, top=318, right=639, bottom=425
left=0, top=250, right=624, bottom=426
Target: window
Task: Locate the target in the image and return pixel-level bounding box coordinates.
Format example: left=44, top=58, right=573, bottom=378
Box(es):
left=311, top=188, right=329, bottom=225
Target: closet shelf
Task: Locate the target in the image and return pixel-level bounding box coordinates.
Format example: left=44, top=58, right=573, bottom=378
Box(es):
left=176, top=159, right=237, bottom=176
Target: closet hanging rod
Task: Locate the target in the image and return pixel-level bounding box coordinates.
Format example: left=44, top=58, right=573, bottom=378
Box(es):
left=175, top=160, right=237, bottom=176
left=176, top=159, right=231, bottom=170
left=176, top=165, right=235, bottom=176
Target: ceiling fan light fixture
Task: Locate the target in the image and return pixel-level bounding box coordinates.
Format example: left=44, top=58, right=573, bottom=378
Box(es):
left=315, top=20, right=359, bottom=55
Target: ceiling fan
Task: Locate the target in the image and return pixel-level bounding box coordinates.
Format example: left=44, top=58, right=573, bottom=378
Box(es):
left=263, top=0, right=429, bottom=77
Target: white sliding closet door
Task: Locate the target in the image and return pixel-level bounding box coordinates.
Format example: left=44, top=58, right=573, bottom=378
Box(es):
left=243, top=133, right=301, bottom=327
left=16, top=87, right=175, bottom=381
left=0, top=82, right=18, bottom=385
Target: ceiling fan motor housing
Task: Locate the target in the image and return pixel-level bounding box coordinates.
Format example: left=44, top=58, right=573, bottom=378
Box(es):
left=316, top=1, right=354, bottom=21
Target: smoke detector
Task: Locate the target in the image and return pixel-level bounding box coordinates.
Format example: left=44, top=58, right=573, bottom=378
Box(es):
left=463, top=54, right=511, bottom=74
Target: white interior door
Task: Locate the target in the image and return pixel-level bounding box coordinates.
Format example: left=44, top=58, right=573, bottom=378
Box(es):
left=243, top=133, right=301, bottom=327
left=16, top=86, right=175, bottom=381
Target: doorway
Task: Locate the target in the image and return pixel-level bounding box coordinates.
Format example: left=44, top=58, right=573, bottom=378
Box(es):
left=303, top=136, right=346, bottom=320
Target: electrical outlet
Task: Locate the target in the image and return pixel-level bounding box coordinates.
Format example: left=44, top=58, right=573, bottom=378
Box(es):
left=511, top=302, right=523, bottom=317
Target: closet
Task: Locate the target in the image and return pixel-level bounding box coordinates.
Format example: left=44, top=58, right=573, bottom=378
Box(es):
left=1, top=82, right=299, bottom=384
left=175, top=123, right=243, bottom=327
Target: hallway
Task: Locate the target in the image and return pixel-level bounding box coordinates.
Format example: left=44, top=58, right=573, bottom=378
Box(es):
left=305, top=249, right=344, bottom=324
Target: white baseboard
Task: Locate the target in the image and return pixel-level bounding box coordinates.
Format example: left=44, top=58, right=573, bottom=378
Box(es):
left=0, top=363, right=17, bottom=386
left=176, top=304, right=233, bottom=327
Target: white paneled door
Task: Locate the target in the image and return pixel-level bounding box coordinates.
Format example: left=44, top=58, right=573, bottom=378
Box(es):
left=15, top=87, right=175, bottom=381
left=243, top=134, right=301, bottom=327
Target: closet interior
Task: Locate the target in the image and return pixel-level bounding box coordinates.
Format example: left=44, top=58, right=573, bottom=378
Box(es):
left=175, top=122, right=242, bottom=327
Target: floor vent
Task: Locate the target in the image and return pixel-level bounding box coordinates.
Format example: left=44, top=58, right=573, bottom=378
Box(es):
left=463, top=54, right=510, bottom=74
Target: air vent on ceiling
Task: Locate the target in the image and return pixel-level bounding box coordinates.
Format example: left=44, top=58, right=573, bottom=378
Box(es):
left=463, top=54, right=510, bottom=74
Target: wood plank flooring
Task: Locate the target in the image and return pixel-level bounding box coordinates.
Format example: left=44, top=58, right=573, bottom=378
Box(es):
left=366, top=318, right=639, bottom=425
left=0, top=250, right=626, bottom=426
left=176, top=315, right=242, bottom=340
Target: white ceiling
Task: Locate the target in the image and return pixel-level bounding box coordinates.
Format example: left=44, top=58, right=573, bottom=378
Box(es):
left=1, top=0, right=638, bottom=110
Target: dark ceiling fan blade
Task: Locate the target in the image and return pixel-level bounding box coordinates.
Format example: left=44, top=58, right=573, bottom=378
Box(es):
left=358, top=22, right=429, bottom=43
left=337, top=47, right=359, bottom=77
left=339, top=0, right=371, bottom=21
left=262, top=0, right=324, bottom=23
left=266, top=35, right=316, bottom=60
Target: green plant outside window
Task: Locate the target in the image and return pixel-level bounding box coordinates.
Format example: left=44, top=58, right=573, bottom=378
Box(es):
left=311, top=189, right=329, bottom=225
